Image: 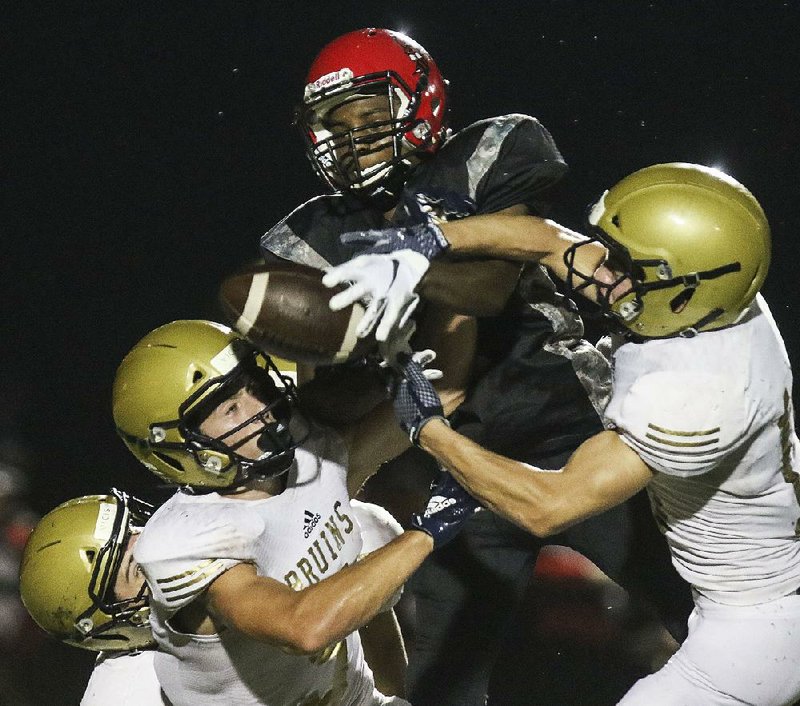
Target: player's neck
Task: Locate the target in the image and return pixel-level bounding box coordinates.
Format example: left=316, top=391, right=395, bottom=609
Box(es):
left=223, top=474, right=286, bottom=500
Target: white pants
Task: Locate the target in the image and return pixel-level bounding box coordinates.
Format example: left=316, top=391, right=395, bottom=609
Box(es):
left=618, top=591, right=800, bottom=705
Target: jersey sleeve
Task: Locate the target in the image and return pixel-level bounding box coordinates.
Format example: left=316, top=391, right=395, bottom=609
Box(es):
left=605, top=370, right=747, bottom=477
left=134, top=500, right=265, bottom=613
left=260, top=195, right=385, bottom=268
left=472, top=114, right=568, bottom=216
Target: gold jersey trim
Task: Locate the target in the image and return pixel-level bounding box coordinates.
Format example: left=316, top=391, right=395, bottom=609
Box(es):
left=644, top=433, right=719, bottom=448
left=647, top=422, right=721, bottom=437
left=156, top=558, right=216, bottom=584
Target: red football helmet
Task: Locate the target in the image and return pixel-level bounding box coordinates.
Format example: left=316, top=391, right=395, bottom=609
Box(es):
left=296, top=28, right=449, bottom=203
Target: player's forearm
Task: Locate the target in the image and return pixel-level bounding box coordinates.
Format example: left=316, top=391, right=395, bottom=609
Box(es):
left=419, top=422, right=654, bottom=537
left=346, top=400, right=412, bottom=496
left=439, top=214, right=604, bottom=290
left=418, top=258, right=521, bottom=314
left=291, top=531, right=432, bottom=653
left=419, top=419, right=630, bottom=537
left=417, top=419, right=568, bottom=535
left=359, top=610, right=408, bottom=697
left=414, top=305, right=476, bottom=416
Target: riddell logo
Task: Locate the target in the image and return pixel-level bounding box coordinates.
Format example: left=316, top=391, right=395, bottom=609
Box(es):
left=304, top=68, right=354, bottom=99
left=303, top=510, right=321, bottom=538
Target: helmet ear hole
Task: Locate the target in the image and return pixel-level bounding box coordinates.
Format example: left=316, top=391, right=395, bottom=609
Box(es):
left=192, top=370, right=203, bottom=384
left=82, top=549, right=97, bottom=569
left=670, top=288, right=695, bottom=313
left=152, top=451, right=185, bottom=474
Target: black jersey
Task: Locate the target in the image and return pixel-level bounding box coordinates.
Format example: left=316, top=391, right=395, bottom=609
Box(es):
left=261, top=114, right=609, bottom=464
left=262, top=114, right=565, bottom=266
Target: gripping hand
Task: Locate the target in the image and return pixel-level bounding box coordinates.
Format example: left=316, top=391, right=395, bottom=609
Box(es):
left=411, top=470, right=481, bottom=549
left=338, top=218, right=451, bottom=259
left=322, top=215, right=452, bottom=342
left=391, top=352, right=446, bottom=445
left=323, top=250, right=428, bottom=342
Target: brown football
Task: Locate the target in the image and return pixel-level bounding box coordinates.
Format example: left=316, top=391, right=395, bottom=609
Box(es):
left=218, top=261, right=376, bottom=366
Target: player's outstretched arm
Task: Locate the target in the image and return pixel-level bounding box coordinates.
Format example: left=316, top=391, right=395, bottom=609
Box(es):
left=325, top=206, right=528, bottom=340
left=206, top=531, right=433, bottom=656
left=413, top=203, right=529, bottom=315
left=325, top=206, right=606, bottom=342
left=418, top=421, right=654, bottom=537
left=389, top=351, right=653, bottom=536
left=420, top=258, right=522, bottom=315
left=438, top=213, right=606, bottom=294
left=359, top=610, right=407, bottom=697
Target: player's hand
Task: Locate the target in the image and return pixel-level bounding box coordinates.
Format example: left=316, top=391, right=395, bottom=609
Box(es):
left=390, top=351, right=446, bottom=444
left=377, top=318, right=415, bottom=368
left=410, top=470, right=481, bottom=549
left=338, top=219, right=451, bottom=259
left=379, top=335, right=444, bottom=386
left=322, top=250, right=429, bottom=342
left=323, top=196, right=454, bottom=342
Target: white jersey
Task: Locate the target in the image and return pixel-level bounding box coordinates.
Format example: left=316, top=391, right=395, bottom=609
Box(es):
left=350, top=500, right=404, bottom=557
left=135, top=427, right=387, bottom=706
left=81, top=650, right=169, bottom=705
left=604, top=295, right=800, bottom=605
left=350, top=500, right=404, bottom=611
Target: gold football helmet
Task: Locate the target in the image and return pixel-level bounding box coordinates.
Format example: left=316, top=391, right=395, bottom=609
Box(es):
left=565, top=163, right=771, bottom=338
left=18, top=490, right=153, bottom=652
left=112, top=320, right=300, bottom=488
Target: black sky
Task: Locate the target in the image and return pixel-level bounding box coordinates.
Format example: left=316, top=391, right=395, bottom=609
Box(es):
left=7, top=1, right=800, bottom=510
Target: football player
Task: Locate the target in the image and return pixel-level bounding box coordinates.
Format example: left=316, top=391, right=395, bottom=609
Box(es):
left=338, top=162, right=800, bottom=705
left=20, top=490, right=415, bottom=704
left=263, top=27, right=691, bottom=705
left=18, top=490, right=170, bottom=705
left=111, top=319, right=476, bottom=706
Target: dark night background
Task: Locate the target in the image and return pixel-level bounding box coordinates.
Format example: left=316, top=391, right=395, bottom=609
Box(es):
left=6, top=1, right=800, bottom=702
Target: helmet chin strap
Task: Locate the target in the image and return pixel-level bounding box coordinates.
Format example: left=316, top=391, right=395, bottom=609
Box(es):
left=256, top=421, right=290, bottom=454
left=619, top=261, right=743, bottom=341
left=636, top=260, right=742, bottom=299
left=678, top=308, right=726, bottom=338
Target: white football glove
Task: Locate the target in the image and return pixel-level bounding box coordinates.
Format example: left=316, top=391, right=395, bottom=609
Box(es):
left=377, top=322, right=443, bottom=381
left=322, top=250, right=430, bottom=342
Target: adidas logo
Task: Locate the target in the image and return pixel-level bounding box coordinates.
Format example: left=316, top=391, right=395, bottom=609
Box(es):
left=424, top=495, right=455, bottom=517
left=303, top=509, right=321, bottom=539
